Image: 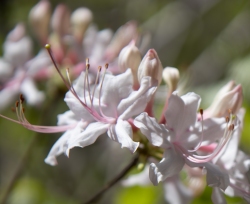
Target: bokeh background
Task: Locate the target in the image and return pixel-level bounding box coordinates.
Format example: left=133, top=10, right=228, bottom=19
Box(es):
left=1, top=0, right=250, bottom=203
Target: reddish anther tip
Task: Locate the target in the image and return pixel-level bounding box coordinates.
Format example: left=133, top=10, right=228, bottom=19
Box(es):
left=200, top=109, right=203, bottom=115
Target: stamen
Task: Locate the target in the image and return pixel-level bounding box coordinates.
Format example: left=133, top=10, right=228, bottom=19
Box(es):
left=66, top=68, right=72, bottom=85
left=91, top=66, right=102, bottom=106
left=98, top=64, right=108, bottom=117
left=84, top=58, right=92, bottom=105
left=45, top=44, right=71, bottom=89
left=181, top=113, right=237, bottom=163
left=20, top=94, right=25, bottom=103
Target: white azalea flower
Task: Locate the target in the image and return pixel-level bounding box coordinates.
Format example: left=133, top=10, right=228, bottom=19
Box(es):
left=134, top=92, right=236, bottom=190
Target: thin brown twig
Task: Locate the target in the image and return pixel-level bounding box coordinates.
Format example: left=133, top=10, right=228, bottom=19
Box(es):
left=83, top=155, right=139, bottom=204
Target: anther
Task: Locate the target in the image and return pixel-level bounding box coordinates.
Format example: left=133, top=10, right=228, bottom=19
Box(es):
left=20, top=94, right=25, bottom=103
left=98, top=66, right=102, bottom=72
left=200, top=109, right=203, bottom=115
left=105, top=63, right=109, bottom=69
left=15, top=101, right=19, bottom=108
left=229, top=124, right=235, bottom=131
left=45, top=44, right=51, bottom=50
left=226, top=116, right=230, bottom=123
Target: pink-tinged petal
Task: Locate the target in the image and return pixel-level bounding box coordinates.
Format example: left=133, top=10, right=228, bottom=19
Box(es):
left=164, top=176, right=193, bottom=204
left=107, top=119, right=139, bottom=153
left=67, top=122, right=109, bottom=155
left=134, top=112, right=169, bottom=148
left=44, top=121, right=86, bottom=166
left=149, top=149, right=185, bottom=185
left=118, top=76, right=157, bottom=120
left=165, top=92, right=200, bottom=136
left=211, top=187, right=227, bottom=204
left=202, top=118, right=226, bottom=143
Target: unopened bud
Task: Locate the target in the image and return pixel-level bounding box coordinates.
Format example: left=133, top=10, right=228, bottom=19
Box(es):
left=162, top=67, right=179, bottom=92
left=118, top=42, right=141, bottom=87
left=104, top=21, right=138, bottom=61
left=29, top=0, right=51, bottom=43
left=6, top=23, right=26, bottom=42
left=51, top=4, right=71, bottom=36
left=4, top=24, right=33, bottom=67
left=206, top=81, right=243, bottom=117
left=71, top=7, right=93, bottom=42
left=137, top=49, right=163, bottom=85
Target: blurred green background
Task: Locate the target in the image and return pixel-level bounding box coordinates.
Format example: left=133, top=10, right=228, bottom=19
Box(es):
left=1, top=0, right=250, bottom=203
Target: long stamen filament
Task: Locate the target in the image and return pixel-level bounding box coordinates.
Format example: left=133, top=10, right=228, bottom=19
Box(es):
left=91, top=66, right=102, bottom=107
left=178, top=114, right=236, bottom=163
left=98, top=64, right=108, bottom=117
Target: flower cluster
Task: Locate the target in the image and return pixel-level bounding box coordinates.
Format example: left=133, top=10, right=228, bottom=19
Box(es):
left=0, top=1, right=249, bottom=204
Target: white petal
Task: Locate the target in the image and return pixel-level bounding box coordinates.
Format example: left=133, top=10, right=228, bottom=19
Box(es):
left=57, top=110, right=79, bottom=125
left=107, top=119, right=139, bottom=153
left=202, top=118, right=226, bottom=143
left=100, top=69, right=133, bottom=110
left=67, top=122, right=109, bottom=155
left=64, top=91, right=95, bottom=122
left=44, top=121, right=86, bottom=166
left=165, top=92, right=200, bottom=136
left=149, top=149, right=184, bottom=185
left=0, top=85, right=19, bottom=111
left=205, top=163, right=229, bottom=190
left=20, top=78, right=45, bottom=105
left=134, top=112, right=169, bottom=148
left=118, top=76, right=157, bottom=120
left=164, top=176, right=193, bottom=204
left=211, top=187, right=227, bottom=204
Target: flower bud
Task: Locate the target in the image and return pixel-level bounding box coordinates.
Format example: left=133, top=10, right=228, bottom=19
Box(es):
left=29, top=0, right=51, bottom=43
left=104, top=21, right=138, bottom=61
left=162, top=67, right=179, bottom=92
left=6, top=23, right=26, bottom=42
left=71, top=7, right=93, bottom=42
left=118, top=42, right=141, bottom=87
left=51, top=4, right=71, bottom=36
left=137, top=49, right=163, bottom=85
left=206, top=81, right=243, bottom=117
left=4, top=24, right=33, bottom=67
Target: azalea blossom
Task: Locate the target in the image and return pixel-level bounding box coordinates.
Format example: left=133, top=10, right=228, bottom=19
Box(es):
left=134, top=91, right=237, bottom=190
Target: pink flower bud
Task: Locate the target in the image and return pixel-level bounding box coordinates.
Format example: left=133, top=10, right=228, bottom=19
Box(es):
left=71, top=7, right=93, bottom=42
left=6, top=23, right=26, bottom=42
left=51, top=4, right=71, bottom=36
left=29, top=0, right=51, bottom=43
left=205, top=81, right=243, bottom=118
left=162, top=67, right=179, bottom=92
left=118, top=42, right=141, bottom=87
left=137, top=49, right=163, bottom=85
left=104, top=21, right=138, bottom=62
